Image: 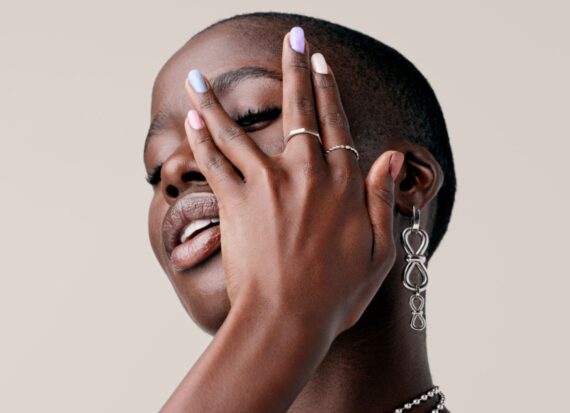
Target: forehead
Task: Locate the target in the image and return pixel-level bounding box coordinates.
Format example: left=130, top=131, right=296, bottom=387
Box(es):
left=145, top=21, right=389, bottom=171
left=151, top=23, right=284, bottom=117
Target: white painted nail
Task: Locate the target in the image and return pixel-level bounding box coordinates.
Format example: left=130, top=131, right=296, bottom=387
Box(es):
left=311, top=53, right=329, bottom=74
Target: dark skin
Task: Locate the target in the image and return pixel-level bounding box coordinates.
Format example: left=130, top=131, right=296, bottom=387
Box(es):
left=144, top=21, right=447, bottom=413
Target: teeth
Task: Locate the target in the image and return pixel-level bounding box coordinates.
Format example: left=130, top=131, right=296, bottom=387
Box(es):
left=180, top=218, right=220, bottom=243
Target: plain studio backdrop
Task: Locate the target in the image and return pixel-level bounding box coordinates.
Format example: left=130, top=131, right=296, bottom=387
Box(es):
left=0, top=1, right=568, bottom=411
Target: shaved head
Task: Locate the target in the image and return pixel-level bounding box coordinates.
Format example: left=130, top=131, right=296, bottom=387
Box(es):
left=185, top=12, right=456, bottom=256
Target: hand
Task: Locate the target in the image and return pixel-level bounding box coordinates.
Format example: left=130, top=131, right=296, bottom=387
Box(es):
left=183, top=28, right=404, bottom=339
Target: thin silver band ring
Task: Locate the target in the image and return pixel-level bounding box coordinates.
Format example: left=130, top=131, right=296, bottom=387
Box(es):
left=323, top=144, right=360, bottom=160
left=285, top=128, right=322, bottom=145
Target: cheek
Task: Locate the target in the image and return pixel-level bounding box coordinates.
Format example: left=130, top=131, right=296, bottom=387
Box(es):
left=147, top=190, right=230, bottom=335
left=250, top=120, right=285, bottom=156
left=148, top=192, right=168, bottom=264
left=173, top=256, right=231, bottom=335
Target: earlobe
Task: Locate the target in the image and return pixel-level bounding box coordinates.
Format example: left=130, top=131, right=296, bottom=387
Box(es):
left=394, top=145, right=444, bottom=216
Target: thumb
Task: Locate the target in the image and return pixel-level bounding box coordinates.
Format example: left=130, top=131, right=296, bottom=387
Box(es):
left=365, top=150, right=405, bottom=262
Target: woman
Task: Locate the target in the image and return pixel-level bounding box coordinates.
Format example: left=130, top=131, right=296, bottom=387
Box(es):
left=144, top=11, right=455, bottom=413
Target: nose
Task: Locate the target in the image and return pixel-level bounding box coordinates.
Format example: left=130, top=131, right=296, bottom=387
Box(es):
left=160, top=145, right=207, bottom=204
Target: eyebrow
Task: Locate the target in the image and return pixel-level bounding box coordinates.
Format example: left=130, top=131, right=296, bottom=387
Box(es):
left=144, top=110, right=169, bottom=152
left=210, top=66, right=281, bottom=95
left=144, top=66, right=282, bottom=153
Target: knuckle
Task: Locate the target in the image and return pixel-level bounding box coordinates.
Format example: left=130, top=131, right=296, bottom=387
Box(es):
left=204, top=154, right=225, bottom=171
left=199, top=92, right=218, bottom=110
left=319, top=110, right=349, bottom=130
left=293, top=95, right=316, bottom=117
left=374, top=186, right=395, bottom=208
left=257, top=163, right=282, bottom=186
left=332, top=166, right=353, bottom=186
left=372, top=218, right=394, bottom=247
left=377, top=238, right=397, bottom=270
left=332, top=166, right=359, bottom=193
left=289, top=54, right=310, bottom=72
left=314, top=75, right=335, bottom=90
left=194, top=132, right=213, bottom=146
left=220, top=124, right=246, bottom=142
left=301, top=161, right=324, bottom=182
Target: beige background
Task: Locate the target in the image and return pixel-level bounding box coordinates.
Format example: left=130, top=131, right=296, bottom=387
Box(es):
left=1, top=1, right=568, bottom=411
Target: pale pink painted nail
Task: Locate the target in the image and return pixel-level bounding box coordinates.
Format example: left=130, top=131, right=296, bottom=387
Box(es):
left=187, top=109, right=204, bottom=130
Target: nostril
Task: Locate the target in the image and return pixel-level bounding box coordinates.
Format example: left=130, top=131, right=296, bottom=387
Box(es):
left=166, top=185, right=179, bottom=198
left=182, top=171, right=206, bottom=182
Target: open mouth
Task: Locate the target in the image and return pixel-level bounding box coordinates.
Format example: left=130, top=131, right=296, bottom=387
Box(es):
left=179, top=218, right=220, bottom=244
left=162, top=192, right=222, bottom=272
left=171, top=219, right=221, bottom=271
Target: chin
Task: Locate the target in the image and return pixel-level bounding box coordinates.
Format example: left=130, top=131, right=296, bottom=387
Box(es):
left=167, top=251, right=231, bottom=335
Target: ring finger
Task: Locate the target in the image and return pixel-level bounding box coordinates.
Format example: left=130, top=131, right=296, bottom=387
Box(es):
left=309, top=52, right=360, bottom=172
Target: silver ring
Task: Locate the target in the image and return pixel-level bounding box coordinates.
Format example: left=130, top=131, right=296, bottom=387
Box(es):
left=323, top=144, right=359, bottom=160
left=285, top=128, right=322, bottom=145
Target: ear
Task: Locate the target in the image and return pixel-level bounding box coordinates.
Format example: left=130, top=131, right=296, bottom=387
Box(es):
left=393, top=144, right=444, bottom=216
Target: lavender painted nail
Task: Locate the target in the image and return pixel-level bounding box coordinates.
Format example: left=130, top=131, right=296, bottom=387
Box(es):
left=188, top=69, right=208, bottom=93
left=289, top=26, right=305, bottom=53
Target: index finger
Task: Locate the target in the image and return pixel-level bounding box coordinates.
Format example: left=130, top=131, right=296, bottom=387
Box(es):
left=185, top=69, right=268, bottom=178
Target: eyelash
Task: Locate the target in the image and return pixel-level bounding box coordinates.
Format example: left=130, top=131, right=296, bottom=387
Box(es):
left=234, top=106, right=281, bottom=130
left=145, top=107, right=281, bottom=186
left=146, top=163, right=162, bottom=186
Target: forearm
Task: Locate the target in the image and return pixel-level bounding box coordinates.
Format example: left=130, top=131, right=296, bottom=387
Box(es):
left=160, top=294, right=334, bottom=413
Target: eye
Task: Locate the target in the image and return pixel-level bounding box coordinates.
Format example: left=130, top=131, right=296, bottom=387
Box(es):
left=145, top=163, right=162, bottom=186
left=144, top=107, right=279, bottom=187
left=234, top=106, right=281, bottom=132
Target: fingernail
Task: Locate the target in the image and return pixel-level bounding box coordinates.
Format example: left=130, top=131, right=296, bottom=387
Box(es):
left=187, top=109, right=204, bottom=130
left=289, top=26, right=305, bottom=53
left=390, top=152, right=405, bottom=181
left=310, top=53, right=328, bottom=74
left=187, top=69, right=208, bottom=93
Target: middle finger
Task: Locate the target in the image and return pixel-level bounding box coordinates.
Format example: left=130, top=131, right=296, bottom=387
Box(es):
left=281, top=27, right=325, bottom=167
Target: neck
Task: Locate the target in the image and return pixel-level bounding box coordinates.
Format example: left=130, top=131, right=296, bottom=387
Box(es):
left=289, top=270, right=444, bottom=413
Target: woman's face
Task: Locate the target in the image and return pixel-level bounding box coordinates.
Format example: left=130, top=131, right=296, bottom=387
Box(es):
left=144, top=25, right=292, bottom=333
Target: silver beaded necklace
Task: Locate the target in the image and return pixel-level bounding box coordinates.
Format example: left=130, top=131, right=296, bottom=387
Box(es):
left=392, top=386, right=446, bottom=413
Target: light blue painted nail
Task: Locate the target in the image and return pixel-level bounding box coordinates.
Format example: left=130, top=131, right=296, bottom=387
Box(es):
left=188, top=69, right=208, bottom=93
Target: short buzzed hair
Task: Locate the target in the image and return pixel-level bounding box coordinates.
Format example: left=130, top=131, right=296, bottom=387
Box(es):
left=197, top=12, right=457, bottom=257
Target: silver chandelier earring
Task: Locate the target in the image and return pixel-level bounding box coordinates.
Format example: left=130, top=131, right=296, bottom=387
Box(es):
left=401, top=206, right=430, bottom=331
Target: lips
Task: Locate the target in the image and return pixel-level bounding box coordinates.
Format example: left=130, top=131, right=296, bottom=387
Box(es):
left=162, top=192, right=221, bottom=271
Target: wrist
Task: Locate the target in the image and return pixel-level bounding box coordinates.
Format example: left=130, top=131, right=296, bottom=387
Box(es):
left=230, top=284, right=337, bottom=351
left=192, top=288, right=335, bottom=412
left=161, top=290, right=334, bottom=413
